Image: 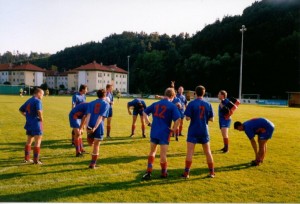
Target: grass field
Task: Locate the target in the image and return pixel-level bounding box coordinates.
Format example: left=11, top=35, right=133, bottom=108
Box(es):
left=0, top=95, right=299, bottom=202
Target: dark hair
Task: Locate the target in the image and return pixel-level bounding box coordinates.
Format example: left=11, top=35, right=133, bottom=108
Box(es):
left=79, top=84, right=87, bottom=92
left=219, top=90, right=227, bottom=98
left=234, top=121, right=242, bottom=129
left=97, top=89, right=106, bottom=98
left=106, top=84, right=112, bottom=89
left=195, top=85, right=205, bottom=97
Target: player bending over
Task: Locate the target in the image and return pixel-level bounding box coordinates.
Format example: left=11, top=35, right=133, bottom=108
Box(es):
left=234, top=118, right=275, bottom=166
left=142, top=88, right=181, bottom=180
left=182, top=85, right=215, bottom=178
left=19, top=88, right=44, bottom=164
left=69, top=102, right=89, bottom=157
left=85, top=89, right=110, bottom=169
left=127, top=98, right=147, bottom=138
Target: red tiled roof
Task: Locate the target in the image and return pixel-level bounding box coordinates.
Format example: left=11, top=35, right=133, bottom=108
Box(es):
left=74, top=61, right=128, bottom=74
left=13, top=63, right=46, bottom=72
left=0, top=63, right=14, bottom=71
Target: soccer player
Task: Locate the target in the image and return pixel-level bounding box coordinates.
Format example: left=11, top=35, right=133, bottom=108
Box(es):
left=71, top=84, right=88, bottom=146
left=142, top=88, right=181, bottom=180
left=85, top=89, right=110, bottom=169
left=234, top=118, right=275, bottom=166
left=176, top=86, right=188, bottom=136
left=19, top=88, right=44, bottom=164
left=218, top=90, right=231, bottom=153
left=127, top=98, right=147, bottom=138
left=181, top=85, right=215, bottom=178
left=171, top=96, right=183, bottom=140
left=69, top=102, right=89, bottom=157
left=105, top=84, right=114, bottom=138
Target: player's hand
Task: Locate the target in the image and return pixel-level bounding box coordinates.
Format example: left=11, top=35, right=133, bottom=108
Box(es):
left=128, top=110, right=132, bottom=115
left=176, top=103, right=182, bottom=109
left=155, top=95, right=160, bottom=99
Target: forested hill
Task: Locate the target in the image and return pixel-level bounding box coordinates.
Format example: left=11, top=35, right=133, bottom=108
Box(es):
left=1, top=0, right=299, bottom=98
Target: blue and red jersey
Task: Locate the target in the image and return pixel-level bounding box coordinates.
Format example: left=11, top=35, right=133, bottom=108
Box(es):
left=19, top=96, right=43, bottom=132
left=128, top=98, right=146, bottom=114
left=176, top=93, right=187, bottom=107
left=184, top=98, right=214, bottom=138
left=172, top=97, right=184, bottom=117
left=243, top=118, right=275, bottom=140
left=72, top=92, right=86, bottom=107
left=144, top=99, right=181, bottom=140
left=87, top=99, right=110, bottom=131
left=69, top=103, right=89, bottom=120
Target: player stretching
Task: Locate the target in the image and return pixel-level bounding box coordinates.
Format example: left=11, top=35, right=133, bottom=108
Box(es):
left=71, top=84, right=88, bottom=147
left=176, top=86, right=187, bottom=136
left=85, top=89, right=110, bottom=169
left=218, top=90, right=231, bottom=153
left=69, top=103, right=89, bottom=157
left=142, top=88, right=181, bottom=180
left=181, top=85, right=215, bottom=178
left=127, top=98, right=147, bottom=138
left=19, top=88, right=44, bottom=164
left=105, top=84, right=114, bottom=138
left=234, top=118, right=275, bottom=166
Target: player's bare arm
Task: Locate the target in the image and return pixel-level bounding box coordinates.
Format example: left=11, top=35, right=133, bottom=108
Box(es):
left=143, top=112, right=151, bottom=126
left=92, top=116, right=104, bottom=132
left=172, top=118, right=180, bottom=132
left=85, top=113, right=91, bottom=131
left=37, top=110, right=43, bottom=122
left=127, top=105, right=132, bottom=115
left=19, top=110, right=26, bottom=117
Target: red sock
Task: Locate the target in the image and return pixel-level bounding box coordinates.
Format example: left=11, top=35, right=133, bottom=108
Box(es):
left=184, top=160, right=192, bottom=176
left=223, top=138, right=229, bottom=149
left=33, top=147, right=40, bottom=162
left=24, top=145, right=31, bottom=161
left=160, top=162, right=168, bottom=176
left=208, top=162, right=214, bottom=175
left=74, top=138, right=80, bottom=154
left=147, top=156, right=155, bottom=173
left=141, top=124, right=145, bottom=135
left=107, top=125, right=111, bottom=136
left=176, top=128, right=179, bottom=136
left=90, top=154, right=98, bottom=167
left=131, top=125, right=136, bottom=135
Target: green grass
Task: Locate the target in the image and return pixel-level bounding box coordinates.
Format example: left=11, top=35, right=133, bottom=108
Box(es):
left=0, top=95, right=299, bottom=202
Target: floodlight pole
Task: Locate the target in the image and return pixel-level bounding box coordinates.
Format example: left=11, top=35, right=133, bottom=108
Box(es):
left=239, top=25, right=247, bottom=100
left=127, top=55, right=130, bottom=94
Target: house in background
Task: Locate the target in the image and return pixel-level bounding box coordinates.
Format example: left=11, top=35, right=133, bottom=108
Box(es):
left=46, top=70, right=68, bottom=89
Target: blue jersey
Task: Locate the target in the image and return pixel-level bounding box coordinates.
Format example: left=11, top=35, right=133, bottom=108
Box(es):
left=184, top=98, right=214, bottom=138
left=19, top=96, right=43, bottom=132
left=72, top=92, right=86, bottom=107
left=128, top=98, right=146, bottom=114
left=176, top=93, right=187, bottom=107
left=144, top=99, right=181, bottom=139
left=172, top=97, right=184, bottom=116
left=87, top=99, right=110, bottom=136
left=243, top=118, right=275, bottom=140
left=69, top=103, right=89, bottom=120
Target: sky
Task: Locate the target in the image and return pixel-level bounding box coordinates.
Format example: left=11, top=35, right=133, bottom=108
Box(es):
left=0, top=0, right=258, bottom=55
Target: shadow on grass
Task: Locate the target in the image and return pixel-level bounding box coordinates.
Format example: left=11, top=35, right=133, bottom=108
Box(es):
left=215, top=162, right=253, bottom=172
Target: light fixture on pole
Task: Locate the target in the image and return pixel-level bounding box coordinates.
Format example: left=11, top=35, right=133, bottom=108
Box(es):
left=127, top=55, right=130, bottom=94
left=239, top=25, right=247, bottom=100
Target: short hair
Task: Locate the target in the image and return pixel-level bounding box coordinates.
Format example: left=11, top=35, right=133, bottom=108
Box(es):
left=97, top=89, right=106, bottom=98
left=79, top=84, right=87, bottom=92
left=234, top=121, right=243, bottom=129
left=195, top=85, right=206, bottom=97
left=165, top=88, right=176, bottom=98
left=106, top=84, right=112, bottom=89
left=34, top=88, right=43, bottom=95
left=219, top=90, right=227, bottom=98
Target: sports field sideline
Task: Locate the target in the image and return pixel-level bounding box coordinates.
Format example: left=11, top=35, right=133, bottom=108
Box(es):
left=0, top=95, right=299, bottom=202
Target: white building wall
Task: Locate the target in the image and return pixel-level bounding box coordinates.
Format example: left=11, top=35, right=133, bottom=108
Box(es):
left=35, top=72, right=44, bottom=86
left=0, top=72, right=9, bottom=84
left=78, top=71, right=87, bottom=90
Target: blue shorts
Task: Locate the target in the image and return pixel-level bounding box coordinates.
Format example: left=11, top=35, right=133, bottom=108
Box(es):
left=133, top=110, right=143, bottom=116
left=150, top=137, right=170, bottom=145
left=219, top=118, right=231, bottom=129
left=26, top=121, right=43, bottom=136
left=87, top=125, right=105, bottom=141
left=259, top=127, right=274, bottom=140
left=69, top=116, right=81, bottom=129
left=108, top=108, right=113, bottom=117
left=187, top=135, right=209, bottom=144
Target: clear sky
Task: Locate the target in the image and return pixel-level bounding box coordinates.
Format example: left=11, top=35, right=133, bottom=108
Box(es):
left=0, top=0, right=258, bottom=54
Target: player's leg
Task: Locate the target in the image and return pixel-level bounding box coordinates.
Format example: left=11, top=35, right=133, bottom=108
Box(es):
left=179, top=117, right=184, bottom=136
left=71, top=129, right=75, bottom=146
left=140, top=114, right=146, bottom=138
left=130, top=115, right=137, bottom=137
left=107, top=117, right=112, bottom=138
left=89, top=139, right=101, bottom=169
left=160, top=144, right=169, bottom=178
left=33, top=135, right=42, bottom=164
left=257, top=138, right=268, bottom=164
left=175, top=119, right=181, bottom=139
left=78, top=133, right=85, bottom=154
left=182, top=142, right=195, bottom=178
left=24, top=135, right=34, bottom=162
left=73, top=128, right=83, bottom=157
left=142, top=142, right=158, bottom=180
left=202, top=142, right=215, bottom=177
left=221, top=127, right=229, bottom=153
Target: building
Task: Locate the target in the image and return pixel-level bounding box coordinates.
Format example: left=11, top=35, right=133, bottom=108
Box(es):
left=45, top=70, right=68, bottom=89
left=0, top=62, right=45, bottom=86
left=67, top=69, right=78, bottom=91
left=71, top=61, right=128, bottom=92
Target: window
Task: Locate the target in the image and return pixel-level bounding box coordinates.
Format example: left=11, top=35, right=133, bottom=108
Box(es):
left=107, top=81, right=110, bottom=84
left=108, top=74, right=110, bottom=77
left=116, top=81, right=118, bottom=84
left=87, top=73, right=89, bottom=76
left=116, top=74, right=118, bottom=78
left=98, top=73, right=102, bottom=77
left=33, top=79, right=35, bottom=82
left=13, top=72, right=15, bottom=75
left=104, top=73, right=105, bottom=76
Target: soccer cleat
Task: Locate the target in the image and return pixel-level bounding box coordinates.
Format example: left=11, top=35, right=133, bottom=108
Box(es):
left=251, top=160, right=261, bottom=166
left=175, top=136, right=179, bottom=141
left=142, top=172, right=152, bottom=180
left=208, top=173, right=215, bottom=178
left=220, top=147, right=226, bottom=151
left=222, top=148, right=229, bottom=153
left=142, top=134, right=146, bottom=138
left=160, top=173, right=168, bottom=178
left=76, top=153, right=84, bottom=157
left=89, top=165, right=96, bottom=169
left=81, top=149, right=88, bottom=154
left=106, top=135, right=111, bottom=139
left=129, top=134, right=134, bottom=138
left=23, top=159, right=33, bottom=163
left=181, top=173, right=189, bottom=179
left=179, top=133, right=184, bottom=136
left=33, top=160, right=43, bottom=165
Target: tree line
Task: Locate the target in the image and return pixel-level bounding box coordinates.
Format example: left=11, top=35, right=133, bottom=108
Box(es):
left=1, top=0, right=299, bottom=98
